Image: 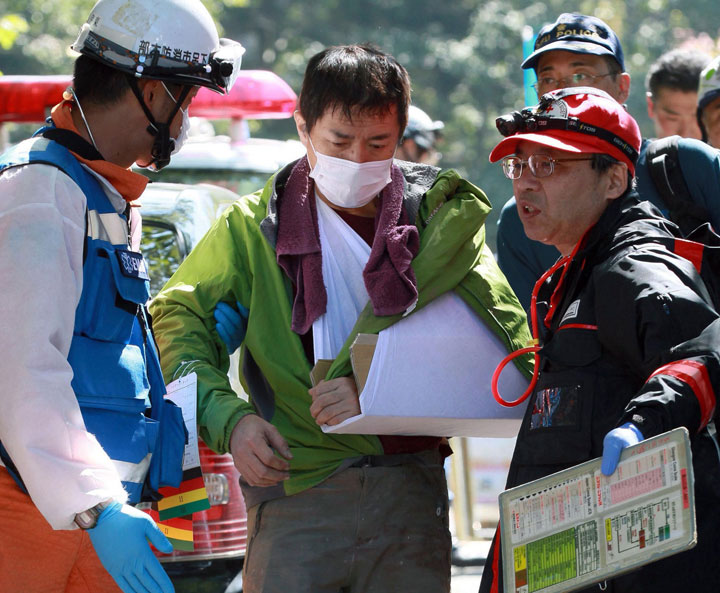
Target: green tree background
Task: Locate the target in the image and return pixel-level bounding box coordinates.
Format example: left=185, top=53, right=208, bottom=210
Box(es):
left=2, top=0, right=720, bottom=246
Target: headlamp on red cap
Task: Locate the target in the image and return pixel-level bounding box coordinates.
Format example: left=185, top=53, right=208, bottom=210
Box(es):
left=490, top=87, right=641, bottom=176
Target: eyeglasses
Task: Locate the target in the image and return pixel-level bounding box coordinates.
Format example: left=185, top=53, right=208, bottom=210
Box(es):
left=532, top=72, right=616, bottom=93
left=502, top=154, right=594, bottom=179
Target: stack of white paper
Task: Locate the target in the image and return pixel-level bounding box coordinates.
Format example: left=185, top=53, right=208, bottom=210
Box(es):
left=323, top=292, right=528, bottom=437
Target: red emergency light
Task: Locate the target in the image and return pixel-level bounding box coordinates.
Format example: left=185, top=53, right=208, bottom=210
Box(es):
left=190, top=70, right=296, bottom=119
left=0, top=70, right=296, bottom=123
left=0, top=75, right=72, bottom=123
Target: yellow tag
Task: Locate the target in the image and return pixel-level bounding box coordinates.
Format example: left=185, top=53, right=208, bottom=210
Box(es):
left=606, top=518, right=613, bottom=542
left=513, top=544, right=527, bottom=571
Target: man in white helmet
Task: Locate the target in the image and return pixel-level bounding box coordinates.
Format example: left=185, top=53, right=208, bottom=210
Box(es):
left=396, top=104, right=444, bottom=166
left=0, top=1, right=243, bottom=592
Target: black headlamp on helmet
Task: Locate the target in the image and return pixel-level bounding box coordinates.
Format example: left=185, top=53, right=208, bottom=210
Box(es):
left=211, top=40, right=245, bottom=92
left=490, top=87, right=642, bottom=177
left=495, top=88, right=606, bottom=136
left=494, top=87, right=639, bottom=165
left=496, top=106, right=540, bottom=137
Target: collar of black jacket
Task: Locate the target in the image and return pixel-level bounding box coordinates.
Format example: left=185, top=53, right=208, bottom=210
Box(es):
left=575, top=191, right=682, bottom=265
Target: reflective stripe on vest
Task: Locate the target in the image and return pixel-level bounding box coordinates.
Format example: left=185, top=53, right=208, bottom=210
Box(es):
left=87, top=209, right=128, bottom=244
left=114, top=454, right=153, bottom=488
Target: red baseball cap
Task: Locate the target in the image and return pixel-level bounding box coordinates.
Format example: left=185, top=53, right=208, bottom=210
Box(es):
left=489, top=88, right=641, bottom=176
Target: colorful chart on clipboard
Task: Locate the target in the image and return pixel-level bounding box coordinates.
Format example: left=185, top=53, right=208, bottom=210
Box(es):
left=140, top=372, right=211, bottom=552
left=499, top=428, right=696, bottom=593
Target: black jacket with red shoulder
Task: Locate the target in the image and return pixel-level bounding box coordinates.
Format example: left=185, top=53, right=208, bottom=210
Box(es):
left=510, top=192, right=719, bottom=484
left=480, top=192, right=720, bottom=593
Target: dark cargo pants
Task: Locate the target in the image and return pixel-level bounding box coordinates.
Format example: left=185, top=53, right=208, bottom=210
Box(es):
left=243, top=449, right=451, bottom=593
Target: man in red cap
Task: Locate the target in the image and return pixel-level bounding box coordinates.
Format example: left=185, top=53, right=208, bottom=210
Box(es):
left=496, top=13, right=720, bottom=314
left=480, top=88, right=720, bottom=593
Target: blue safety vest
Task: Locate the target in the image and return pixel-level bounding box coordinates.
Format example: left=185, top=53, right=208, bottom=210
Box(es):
left=0, top=128, right=186, bottom=503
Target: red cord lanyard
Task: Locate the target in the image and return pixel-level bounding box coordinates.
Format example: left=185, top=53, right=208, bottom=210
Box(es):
left=492, top=222, right=600, bottom=408
left=491, top=254, right=573, bottom=407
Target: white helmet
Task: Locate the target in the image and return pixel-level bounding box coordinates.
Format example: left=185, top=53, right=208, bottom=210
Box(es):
left=402, top=105, right=444, bottom=150
left=697, top=56, right=720, bottom=142
left=71, top=0, right=244, bottom=170
left=72, top=0, right=244, bottom=94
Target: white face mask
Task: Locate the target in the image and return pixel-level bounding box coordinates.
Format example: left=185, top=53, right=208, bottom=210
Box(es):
left=172, top=107, right=190, bottom=155
left=308, top=137, right=394, bottom=208
left=162, top=82, right=190, bottom=156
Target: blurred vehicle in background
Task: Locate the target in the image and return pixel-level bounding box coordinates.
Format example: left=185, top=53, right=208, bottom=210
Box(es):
left=0, top=70, right=305, bottom=179
left=0, top=74, right=75, bottom=150
left=139, top=182, right=248, bottom=592
left=137, top=69, right=305, bottom=192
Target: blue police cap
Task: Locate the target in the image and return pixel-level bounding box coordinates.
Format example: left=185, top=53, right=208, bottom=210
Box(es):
left=522, top=13, right=625, bottom=72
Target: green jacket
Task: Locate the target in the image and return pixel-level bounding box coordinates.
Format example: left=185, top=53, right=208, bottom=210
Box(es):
left=150, top=159, right=533, bottom=500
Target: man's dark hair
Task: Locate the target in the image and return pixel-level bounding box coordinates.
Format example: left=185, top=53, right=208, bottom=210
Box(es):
left=645, top=49, right=711, bottom=97
left=73, top=55, right=132, bottom=106
left=298, top=44, right=411, bottom=136
left=591, top=153, right=634, bottom=194
left=590, top=153, right=619, bottom=173
left=603, top=55, right=623, bottom=78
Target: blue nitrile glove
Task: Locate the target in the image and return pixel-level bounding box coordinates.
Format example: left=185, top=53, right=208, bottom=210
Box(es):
left=214, top=301, right=249, bottom=353
left=601, top=422, right=644, bottom=476
left=88, top=502, right=174, bottom=593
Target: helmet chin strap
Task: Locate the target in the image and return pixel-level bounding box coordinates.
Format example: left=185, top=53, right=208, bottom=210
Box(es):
left=128, top=78, right=191, bottom=171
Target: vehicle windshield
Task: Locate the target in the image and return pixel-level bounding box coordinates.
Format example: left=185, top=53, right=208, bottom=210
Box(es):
left=139, top=168, right=269, bottom=197
left=142, top=221, right=187, bottom=296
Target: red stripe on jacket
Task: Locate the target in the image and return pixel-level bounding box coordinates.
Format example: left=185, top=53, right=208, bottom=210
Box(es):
left=648, top=359, right=716, bottom=429
left=674, top=239, right=704, bottom=274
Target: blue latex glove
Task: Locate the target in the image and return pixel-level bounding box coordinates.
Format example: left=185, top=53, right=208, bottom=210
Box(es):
left=88, top=502, right=174, bottom=593
left=214, top=301, right=249, bottom=353
left=601, top=422, right=644, bottom=476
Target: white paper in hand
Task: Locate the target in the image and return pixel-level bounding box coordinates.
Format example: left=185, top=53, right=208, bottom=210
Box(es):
left=323, top=292, right=528, bottom=437
left=165, top=372, right=201, bottom=471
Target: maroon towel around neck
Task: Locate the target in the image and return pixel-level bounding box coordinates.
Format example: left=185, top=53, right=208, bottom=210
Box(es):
left=276, top=157, right=419, bottom=335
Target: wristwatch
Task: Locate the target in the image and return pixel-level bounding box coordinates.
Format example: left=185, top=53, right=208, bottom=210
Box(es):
left=74, top=499, right=114, bottom=530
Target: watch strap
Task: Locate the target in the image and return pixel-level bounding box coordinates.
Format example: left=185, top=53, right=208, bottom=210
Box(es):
left=74, top=499, right=113, bottom=530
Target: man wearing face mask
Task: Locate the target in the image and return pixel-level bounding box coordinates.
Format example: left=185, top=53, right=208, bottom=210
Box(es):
left=0, top=1, right=244, bottom=592
left=149, top=44, right=531, bottom=593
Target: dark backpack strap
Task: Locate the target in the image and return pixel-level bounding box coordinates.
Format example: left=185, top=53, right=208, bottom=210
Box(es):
left=646, top=135, right=711, bottom=236
left=40, top=128, right=105, bottom=161
left=0, top=441, right=28, bottom=494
